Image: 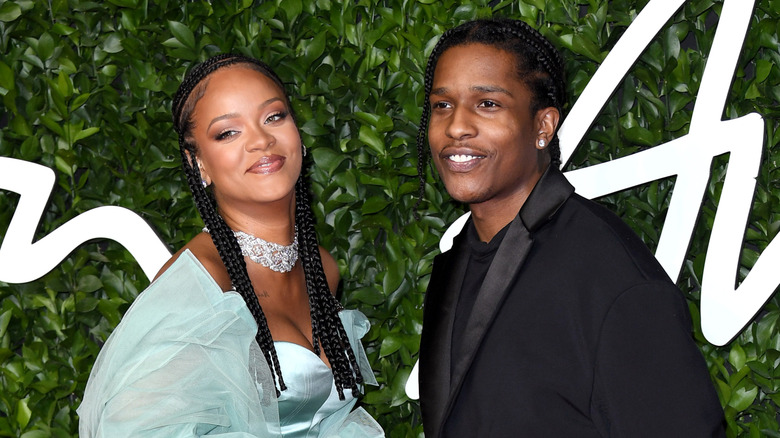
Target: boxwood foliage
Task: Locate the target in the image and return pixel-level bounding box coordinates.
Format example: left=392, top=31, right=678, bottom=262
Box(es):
left=0, top=0, right=778, bottom=436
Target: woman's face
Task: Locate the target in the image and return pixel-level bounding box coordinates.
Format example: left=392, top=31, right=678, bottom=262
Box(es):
left=190, top=66, right=302, bottom=208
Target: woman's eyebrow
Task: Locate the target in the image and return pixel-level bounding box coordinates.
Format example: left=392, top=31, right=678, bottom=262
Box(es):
left=207, top=97, right=284, bottom=131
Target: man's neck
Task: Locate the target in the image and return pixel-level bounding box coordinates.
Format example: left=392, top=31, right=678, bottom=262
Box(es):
left=468, top=163, right=551, bottom=242
left=469, top=198, right=525, bottom=243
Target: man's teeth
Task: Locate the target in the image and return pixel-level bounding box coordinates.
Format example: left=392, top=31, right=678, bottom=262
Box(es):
left=448, top=154, right=480, bottom=163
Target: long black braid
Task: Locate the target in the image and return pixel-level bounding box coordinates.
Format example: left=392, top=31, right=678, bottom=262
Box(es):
left=171, top=53, right=363, bottom=399
left=416, top=18, right=568, bottom=205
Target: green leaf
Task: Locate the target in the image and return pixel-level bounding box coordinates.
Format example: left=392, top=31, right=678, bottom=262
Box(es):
left=729, top=343, right=746, bottom=371
left=302, top=31, right=326, bottom=66
left=354, top=112, right=394, bottom=132
left=756, top=59, right=772, bottom=83
left=349, top=287, right=385, bottom=306
left=168, top=21, right=196, bottom=50
left=728, top=386, right=758, bottom=411
left=108, top=0, right=141, bottom=6
left=38, top=33, right=55, bottom=61
left=382, top=257, right=404, bottom=293
left=311, top=147, right=346, bottom=175
left=362, top=196, right=389, bottom=215
left=102, top=33, right=124, bottom=53
left=745, top=82, right=761, bottom=99
left=301, top=119, right=329, bottom=136
left=71, top=93, right=91, bottom=110
left=17, top=398, right=32, bottom=430
left=279, top=0, right=303, bottom=20
left=77, top=275, right=103, bottom=293
left=0, top=2, right=22, bottom=22
left=0, top=60, right=14, bottom=93
left=379, top=334, right=403, bottom=357
left=73, top=127, right=100, bottom=142
left=358, top=125, right=385, bottom=154
left=0, top=309, right=12, bottom=338
left=40, top=114, right=64, bottom=136
left=19, top=137, right=40, bottom=161
left=52, top=23, right=77, bottom=36
left=21, top=431, right=51, bottom=438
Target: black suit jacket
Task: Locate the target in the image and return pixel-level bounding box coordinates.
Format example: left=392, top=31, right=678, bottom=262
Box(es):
left=419, top=168, right=724, bottom=437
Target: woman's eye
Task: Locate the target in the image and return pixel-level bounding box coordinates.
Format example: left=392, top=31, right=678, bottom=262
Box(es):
left=266, top=111, right=288, bottom=124
left=431, top=101, right=450, bottom=110
left=215, top=130, right=238, bottom=141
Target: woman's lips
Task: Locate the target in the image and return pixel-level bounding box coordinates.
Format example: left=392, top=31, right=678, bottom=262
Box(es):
left=247, top=155, right=286, bottom=174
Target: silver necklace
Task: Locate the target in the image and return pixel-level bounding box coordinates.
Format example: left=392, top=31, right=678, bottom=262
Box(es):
left=204, top=226, right=299, bottom=273
left=234, top=227, right=298, bottom=273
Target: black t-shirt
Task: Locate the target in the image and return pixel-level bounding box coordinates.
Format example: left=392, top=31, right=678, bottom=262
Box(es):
left=450, top=220, right=511, bottom=380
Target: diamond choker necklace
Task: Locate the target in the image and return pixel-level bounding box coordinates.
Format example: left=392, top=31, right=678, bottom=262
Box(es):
left=234, top=227, right=299, bottom=273
left=205, top=226, right=299, bottom=273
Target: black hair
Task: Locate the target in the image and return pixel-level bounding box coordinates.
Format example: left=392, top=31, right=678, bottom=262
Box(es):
left=171, top=53, right=363, bottom=399
left=415, top=18, right=567, bottom=204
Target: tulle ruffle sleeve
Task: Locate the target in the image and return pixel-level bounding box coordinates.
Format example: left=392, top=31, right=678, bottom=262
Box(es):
left=77, top=250, right=384, bottom=437
left=77, top=250, right=280, bottom=437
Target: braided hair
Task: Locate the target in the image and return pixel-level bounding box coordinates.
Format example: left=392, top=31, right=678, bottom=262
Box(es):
left=416, top=18, right=567, bottom=204
left=171, top=53, right=363, bottom=399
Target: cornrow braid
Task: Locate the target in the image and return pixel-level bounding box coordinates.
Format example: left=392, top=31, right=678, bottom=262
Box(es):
left=295, top=176, right=363, bottom=399
left=415, top=18, right=568, bottom=206
left=172, top=53, right=364, bottom=399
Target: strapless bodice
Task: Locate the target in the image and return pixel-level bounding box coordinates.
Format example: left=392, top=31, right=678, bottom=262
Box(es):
left=274, top=342, right=356, bottom=437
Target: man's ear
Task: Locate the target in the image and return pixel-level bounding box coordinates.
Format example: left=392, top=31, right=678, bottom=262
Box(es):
left=534, top=107, right=560, bottom=151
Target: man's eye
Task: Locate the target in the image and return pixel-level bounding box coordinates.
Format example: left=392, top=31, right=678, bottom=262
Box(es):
left=479, top=100, right=498, bottom=108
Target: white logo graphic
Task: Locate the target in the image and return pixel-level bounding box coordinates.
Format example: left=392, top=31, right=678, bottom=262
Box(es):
left=0, top=157, right=171, bottom=283
left=407, top=0, right=771, bottom=399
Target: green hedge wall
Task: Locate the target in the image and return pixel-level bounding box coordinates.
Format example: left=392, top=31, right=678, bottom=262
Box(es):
left=0, top=0, right=778, bottom=436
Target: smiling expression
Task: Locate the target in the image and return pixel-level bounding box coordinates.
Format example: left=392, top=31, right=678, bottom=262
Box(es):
left=190, top=66, right=302, bottom=208
left=428, top=43, right=552, bottom=210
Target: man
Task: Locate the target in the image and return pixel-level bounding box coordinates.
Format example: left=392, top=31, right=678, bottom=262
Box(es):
left=416, top=18, right=725, bottom=437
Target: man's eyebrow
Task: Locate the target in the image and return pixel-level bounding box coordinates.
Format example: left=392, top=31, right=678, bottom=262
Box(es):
left=472, top=85, right=512, bottom=96
left=429, top=85, right=513, bottom=97
left=430, top=87, right=448, bottom=96
left=206, top=97, right=283, bottom=131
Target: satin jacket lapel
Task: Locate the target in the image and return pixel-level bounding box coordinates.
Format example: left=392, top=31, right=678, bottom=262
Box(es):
left=442, top=167, right=575, bottom=428
left=420, top=231, right=470, bottom=437
left=447, top=214, right=531, bottom=401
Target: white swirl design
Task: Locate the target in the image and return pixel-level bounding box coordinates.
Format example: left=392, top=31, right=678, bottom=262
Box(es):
left=0, top=157, right=171, bottom=284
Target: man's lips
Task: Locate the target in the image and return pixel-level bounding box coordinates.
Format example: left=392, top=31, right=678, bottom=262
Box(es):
left=439, top=148, right=487, bottom=172
left=447, top=153, right=485, bottom=163
left=247, top=155, right=285, bottom=174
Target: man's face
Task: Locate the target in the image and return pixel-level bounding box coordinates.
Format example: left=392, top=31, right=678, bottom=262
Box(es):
left=428, top=43, right=548, bottom=209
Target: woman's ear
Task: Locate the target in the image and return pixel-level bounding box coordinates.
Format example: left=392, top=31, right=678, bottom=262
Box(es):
left=185, top=150, right=212, bottom=186
left=534, top=107, right=560, bottom=150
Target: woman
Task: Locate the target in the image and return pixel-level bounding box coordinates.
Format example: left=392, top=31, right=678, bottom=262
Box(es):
left=78, top=54, right=384, bottom=437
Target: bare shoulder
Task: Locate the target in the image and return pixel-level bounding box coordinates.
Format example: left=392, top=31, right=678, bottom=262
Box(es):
left=154, top=232, right=232, bottom=291
left=318, top=246, right=340, bottom=295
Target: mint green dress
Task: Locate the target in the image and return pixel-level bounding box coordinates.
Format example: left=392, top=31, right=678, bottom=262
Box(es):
left=77, top=250, right=383, bottom=438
